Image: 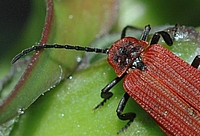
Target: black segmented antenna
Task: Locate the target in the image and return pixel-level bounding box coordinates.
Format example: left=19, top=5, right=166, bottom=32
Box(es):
left=12, top=44, right=109, bottom=64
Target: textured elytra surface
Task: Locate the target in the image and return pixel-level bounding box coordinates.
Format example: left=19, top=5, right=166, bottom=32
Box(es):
left=123, top=44, right=200, bottom=135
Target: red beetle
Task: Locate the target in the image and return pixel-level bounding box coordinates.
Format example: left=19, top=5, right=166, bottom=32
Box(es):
left=12, top=25, right=200, bottom=135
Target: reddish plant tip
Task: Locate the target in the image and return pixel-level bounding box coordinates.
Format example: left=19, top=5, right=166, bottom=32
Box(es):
left=108, top=37, right=148, bottom=77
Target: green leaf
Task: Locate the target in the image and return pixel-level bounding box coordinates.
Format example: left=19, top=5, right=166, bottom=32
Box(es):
left=0, top=0, right=117, bottom=127
left=9, top=60, right=165, bottom=136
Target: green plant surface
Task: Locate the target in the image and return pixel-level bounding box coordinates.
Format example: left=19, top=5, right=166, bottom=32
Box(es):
left=9, top=60, right=166, bottom=136
left=0, top=0, right=117, bottom=131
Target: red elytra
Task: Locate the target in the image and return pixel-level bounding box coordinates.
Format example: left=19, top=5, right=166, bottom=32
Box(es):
left=11, top=24, right=200, bottom=135
left=122, top=42, right=200, bottom=135
left=106, top=34, right=200, bottom=135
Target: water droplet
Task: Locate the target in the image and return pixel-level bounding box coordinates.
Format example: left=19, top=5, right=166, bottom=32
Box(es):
left=61, top=113, right=65, bottom=117
left=69, top=15, right=73, bottom=19
left=57, top=65, right=63, bottom=84
left=76, top=56, right=82, bottom=62
left=68, top=75, right=73, bottom=80
left=35, top=51, right=39, bottom=55
left=47, top=85, right=56, bottom=92
left=18, top=108, right=25, bottom=114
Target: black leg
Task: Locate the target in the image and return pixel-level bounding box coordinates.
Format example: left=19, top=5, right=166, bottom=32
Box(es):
left=150, top=24, right=178, bottom=46
left=94, top=74, right=125, bottom=110
left=191, top=55, right=200, bottom=69
left=121, top=25, right=143, bottom=39
left=140, top=25, right=151, bottom=41
left=121, top=25, right=151, bottom=41
left=150, top=31, right=173, bottom=46
left=116, top=92, right=136, bottom=134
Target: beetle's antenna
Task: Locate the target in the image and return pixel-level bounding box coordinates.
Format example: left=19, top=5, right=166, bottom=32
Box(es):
left=12, top=44, right=109, bottom=64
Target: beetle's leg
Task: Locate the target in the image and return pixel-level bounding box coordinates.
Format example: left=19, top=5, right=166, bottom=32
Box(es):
left=150, top=31, right=173, bottom=45
left=121, top=25, right=151, bottom=41
left=94, top=74, right=125, bottom=110
left=116, top=92, right=136, bottom=134
left=140, top=25, right=151, bottom=41
left=191, top=55, right=200, bottom=69
left=150, top=24, right=178, bottom=46
left=121, top=26, right=143, bottom=39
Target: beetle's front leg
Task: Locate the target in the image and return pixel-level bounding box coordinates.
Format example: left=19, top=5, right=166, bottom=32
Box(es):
left=94, top=74, right=125, bottom=110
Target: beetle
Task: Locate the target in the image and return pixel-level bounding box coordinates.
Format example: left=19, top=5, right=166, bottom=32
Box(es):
left=12, top=25, right=200, bottom=135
